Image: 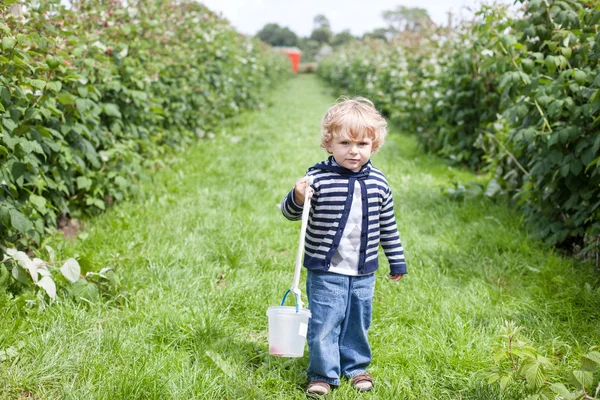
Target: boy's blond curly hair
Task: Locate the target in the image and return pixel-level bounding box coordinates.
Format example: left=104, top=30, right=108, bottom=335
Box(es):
left=320, top=96, right=388, bottom=153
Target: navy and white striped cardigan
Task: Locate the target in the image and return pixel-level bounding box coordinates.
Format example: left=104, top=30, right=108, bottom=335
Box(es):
left=281, top=156, right=407, bottom=276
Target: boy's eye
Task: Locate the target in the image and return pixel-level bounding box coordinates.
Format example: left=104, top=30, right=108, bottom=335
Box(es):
left=359, top=142, right=368, bottom=146
left=340, top=141, right=349, bottom=145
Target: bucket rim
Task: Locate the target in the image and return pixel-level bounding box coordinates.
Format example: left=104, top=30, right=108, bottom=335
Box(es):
left=266, top=306, right=311, bottom=317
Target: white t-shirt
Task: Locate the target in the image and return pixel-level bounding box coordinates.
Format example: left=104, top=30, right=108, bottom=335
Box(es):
left=328, top=181, right=367, bottom=276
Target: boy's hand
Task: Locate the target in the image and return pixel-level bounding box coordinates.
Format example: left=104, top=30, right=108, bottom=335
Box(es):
left=389, top=274, right=404, bottom=282
left=294, top=177, right=313, bottom=205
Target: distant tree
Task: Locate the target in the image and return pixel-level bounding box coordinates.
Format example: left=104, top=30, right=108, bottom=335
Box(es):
left=313, top=14, right=330, bottom=30
left=309, top=14, right=332, bottom=44
left=256, top=23, right=299, bottom=47
left=362, top=27, right=391, bottom=42
left=331, top=29, right=355, bottom=47
left=310, top=27, right=332, bottom=44
left=382, top=6, right=434, bottom=34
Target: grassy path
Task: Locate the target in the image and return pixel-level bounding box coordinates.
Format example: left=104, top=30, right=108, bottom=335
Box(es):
left=1, top=75, right=599, bottom=399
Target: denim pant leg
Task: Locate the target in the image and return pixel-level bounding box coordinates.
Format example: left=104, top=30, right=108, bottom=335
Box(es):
left=340, top=273, right=375, bottom=378
left=306, top=270, right=348, bottom=386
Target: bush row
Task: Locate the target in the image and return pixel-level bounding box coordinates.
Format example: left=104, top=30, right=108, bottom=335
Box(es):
left=318, top=0, right=600, bottom=251
left=0, top=0, right=291, bottom=249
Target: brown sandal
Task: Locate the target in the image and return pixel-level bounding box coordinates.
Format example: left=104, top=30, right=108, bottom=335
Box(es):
left=306, top=380, right=331, bottom=397
left=351, top=372, right=373, bottom=392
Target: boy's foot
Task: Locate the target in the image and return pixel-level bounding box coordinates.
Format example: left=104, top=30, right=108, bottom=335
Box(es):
left=351, top=373, right=373, bottom=392
left=306, top=381, right=331, bottom=397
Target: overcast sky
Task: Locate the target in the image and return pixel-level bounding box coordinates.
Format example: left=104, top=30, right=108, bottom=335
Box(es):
left=198, top=0, right=509, bottom=37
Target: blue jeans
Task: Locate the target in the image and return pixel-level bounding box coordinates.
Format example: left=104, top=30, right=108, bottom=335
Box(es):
left=306, top=270, right=375, bottom=386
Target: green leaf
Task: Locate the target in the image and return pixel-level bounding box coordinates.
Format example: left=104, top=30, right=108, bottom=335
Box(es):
left=29, top=194, right=47, bottom=213
left=2, top=37, right=16, bottom=50
left=11, top=265, right=29, bottom=284
left=102, top=103, right=122, bottom=118
left=45, top=55, right=60, bottom=69
left=0, top=265, right=10, bottom=291
left=19, top=140, right=44, bottom=155
left=0, top=206, right=10, bottom=227
left=545, top=56, right=557, bottom=73
left=77, top=86, right=88, bottom=98
left=56, top=92, right=76, bottom=105
left=586, top=155, right=600, bottom=172
left=131, top=90, right=148, bottom=102
left=522, top=360, right=546, bottom=390
left=569, top=83, right=580, bottom=93
left=29, top=79, right=46, bottom=90
left=9, top=208, right=32, bottom=234
left=572, top=370, right=593, bottom=388
left=60, top=258, right=80, bottom=283
left=14, top=251, right=38, bottom=282
left=2, top=118, right=17, bottom=132
left=76, top=176, right=93, bottom=191
left=573, top=70, right=587, bottom=85
left=521, top=59, right=535, bottom=73
left=560, top=163, right=571, bottom=177
left=583, top=351, right=600, bottom=364
left=581, top=147, right=596, bottom=166
left=582, top=351, right=600, bottom=371
left=76, top=256, right=93, bottom=275
left=499, top=374, right=513, bottom=390
left=75, top=98, right=88, bottom=113
left=0, top=86, right=10, bottom=102
left=549, top=383, right=573, bottom=397
left=114, top=176, right=128, bottom=189
left=70, top=279, right=99, bottom=302
left=561, top=47, right=572, bottom=58
left=592, top=135, right=600, bottom=154
left=485, top=179, right=502, bottom=197
left=10, top=161, right=27, bottom=181
left=102, top=269, right=120, bottom=288
left=24, top=107, right=40, bottom=122
left=46, top=81, right=62, bottom=92
left=93, top=198, right=105, bottom=210
left=570, top=160, right=583, bottom=176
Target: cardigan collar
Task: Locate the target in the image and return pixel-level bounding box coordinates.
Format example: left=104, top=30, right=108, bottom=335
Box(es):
left=310, top=156, right=372, bottom=179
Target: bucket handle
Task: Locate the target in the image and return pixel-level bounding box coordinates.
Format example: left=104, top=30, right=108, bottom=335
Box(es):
left=283, top=176, right=313, bottom=314
left=280, top=289, right=300, bottom=313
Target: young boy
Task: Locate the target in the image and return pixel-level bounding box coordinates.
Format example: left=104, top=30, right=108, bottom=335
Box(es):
left=281, top=97, right=407, bottom=396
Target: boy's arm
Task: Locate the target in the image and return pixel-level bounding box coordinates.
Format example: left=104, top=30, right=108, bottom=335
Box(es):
left=380, top=188, right=407, bottom=275
left=281, top=176, right=314, bottom=221
left=281, top=188, right=304, bottom=221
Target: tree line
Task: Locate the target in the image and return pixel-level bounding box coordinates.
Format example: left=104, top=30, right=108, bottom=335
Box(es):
left=255, top=6, right=435, bottom=61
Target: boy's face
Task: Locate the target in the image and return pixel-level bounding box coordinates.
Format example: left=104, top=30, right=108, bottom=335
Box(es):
left=326, top=135, right=373, bottom=172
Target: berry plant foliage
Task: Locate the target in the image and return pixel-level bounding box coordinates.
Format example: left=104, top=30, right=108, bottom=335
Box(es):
left=0, top=0, right=290, bottom=299
left=318, top=0, right=600, bottom=252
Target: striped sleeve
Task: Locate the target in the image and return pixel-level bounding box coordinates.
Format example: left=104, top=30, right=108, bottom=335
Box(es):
left=281, top=188, right=303, bottom=221
left=380, top=188, right=407, bottom=275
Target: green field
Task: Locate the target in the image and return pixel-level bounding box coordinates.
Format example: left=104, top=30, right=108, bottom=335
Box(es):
left=1, top=75, right=599, bottom=399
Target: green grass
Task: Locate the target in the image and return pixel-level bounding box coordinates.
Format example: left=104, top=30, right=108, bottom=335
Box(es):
left=1, top=74, right=599, bottom=399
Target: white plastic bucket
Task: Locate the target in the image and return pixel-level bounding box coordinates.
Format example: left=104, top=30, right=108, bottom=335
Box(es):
left=266, top=306, right=311, bottom=357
